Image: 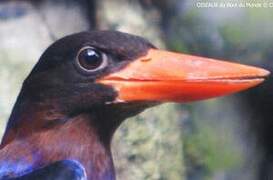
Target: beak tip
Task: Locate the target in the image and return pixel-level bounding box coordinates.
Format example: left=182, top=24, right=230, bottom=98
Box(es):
left=263, top=69, right=271, bottom=77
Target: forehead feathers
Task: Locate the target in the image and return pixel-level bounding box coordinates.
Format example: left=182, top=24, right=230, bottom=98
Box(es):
left=31, top=31, right=155, bottom=74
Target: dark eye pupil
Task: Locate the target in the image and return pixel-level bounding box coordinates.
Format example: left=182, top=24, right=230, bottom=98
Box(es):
left=78, top=48, right=103, bottom=70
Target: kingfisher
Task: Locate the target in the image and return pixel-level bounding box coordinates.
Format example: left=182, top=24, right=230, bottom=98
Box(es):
left=0, top=31, right=269, bottom=180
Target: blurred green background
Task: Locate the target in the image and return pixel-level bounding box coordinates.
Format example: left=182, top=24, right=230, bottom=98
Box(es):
left=1, top=0, right=273, bottom=179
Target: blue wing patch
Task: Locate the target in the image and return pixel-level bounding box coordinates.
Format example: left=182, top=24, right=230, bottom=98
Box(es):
left=3, top=160, right=86, bottom=180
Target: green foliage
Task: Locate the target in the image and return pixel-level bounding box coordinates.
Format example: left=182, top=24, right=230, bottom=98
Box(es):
left=184, top=122, right=243, bottom=172
left=218, top=9, right=273, bottom=63
left=183, top=100, right=245, bottom=179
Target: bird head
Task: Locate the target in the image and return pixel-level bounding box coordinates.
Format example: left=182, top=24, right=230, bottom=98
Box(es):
left=21, top=30, right=269, bottom=126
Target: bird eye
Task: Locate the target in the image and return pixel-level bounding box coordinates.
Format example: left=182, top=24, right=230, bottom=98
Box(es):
left=76, top=46, right=108, bottom=72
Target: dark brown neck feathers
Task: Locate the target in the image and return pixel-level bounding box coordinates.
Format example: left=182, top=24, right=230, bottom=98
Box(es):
left=0, top=101, right=116, bottom=180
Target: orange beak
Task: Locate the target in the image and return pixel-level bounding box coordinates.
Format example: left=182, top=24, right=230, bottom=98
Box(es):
left=97, top=49, right=270, bottom=103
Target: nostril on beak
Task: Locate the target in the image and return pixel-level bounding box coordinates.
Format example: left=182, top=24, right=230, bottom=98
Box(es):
left=140, top=58, right=152, bottom=62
